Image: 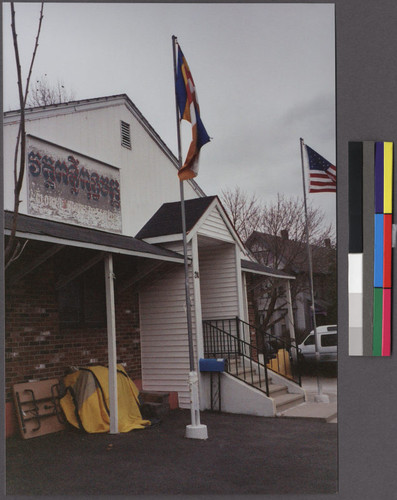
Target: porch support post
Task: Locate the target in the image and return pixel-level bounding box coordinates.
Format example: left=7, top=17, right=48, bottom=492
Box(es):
left=105, top=253, right=118, bottom=434
left=235, top=245, right=248, bottom=342
left=285, top=279, right=297, bottom=362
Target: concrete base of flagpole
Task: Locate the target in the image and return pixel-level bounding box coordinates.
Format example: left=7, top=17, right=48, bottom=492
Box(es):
left=314, top=393, right=330, bottom=403
left=185, top=424, right=208, bottom=440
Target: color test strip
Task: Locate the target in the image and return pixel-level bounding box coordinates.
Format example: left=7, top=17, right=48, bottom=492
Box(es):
left=382, top=289, right=391, bottom=356
left=373, top=141, right=393, bottom=356
left=362, top=142, right=375, bottom=356
left=374, top=214, right=384, bottom=287
left=349, top=141, right=393, bottom=357
left=372, top=287, right=383, bottom=356
left=384, top=142, right=393, bottom=213
left=348, top=254, right=363, bottom=355
left=381, top=143, right=393, bottom=356
left=383, top=214, right=392, bottom=288
left=375, top=142, right=384, bottom=213
left=348, top=143, right=363, bottom=253
left=348, top=142, right=364, bottom=355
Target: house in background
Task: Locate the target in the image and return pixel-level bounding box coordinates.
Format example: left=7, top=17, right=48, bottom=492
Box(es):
left=246, top=230, right=337, bottom=342
left=4, top=94, right=305, bottom=436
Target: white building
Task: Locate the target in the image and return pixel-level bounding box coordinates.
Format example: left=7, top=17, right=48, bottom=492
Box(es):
left=4, top=95, right=304, bottom=436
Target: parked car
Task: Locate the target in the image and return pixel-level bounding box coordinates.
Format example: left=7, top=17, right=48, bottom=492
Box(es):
left=298, top=325, right=337, bottom=365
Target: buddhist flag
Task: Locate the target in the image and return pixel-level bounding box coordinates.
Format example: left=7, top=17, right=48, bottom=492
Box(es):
left=305, top=144, right=336, bottom=193
left=175, top=44, right=210, bottom=180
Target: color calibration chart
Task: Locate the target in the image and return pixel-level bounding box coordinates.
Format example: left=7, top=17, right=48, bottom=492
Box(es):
left=348, top=142, right=394, bottom=356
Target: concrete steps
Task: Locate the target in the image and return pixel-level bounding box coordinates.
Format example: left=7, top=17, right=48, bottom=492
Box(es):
left=273, top=392, right=306, bottom=412
left=225, top=357, right=304, bottom=415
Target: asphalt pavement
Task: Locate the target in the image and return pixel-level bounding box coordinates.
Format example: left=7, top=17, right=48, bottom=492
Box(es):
left=6, top=407, right=337, bottom=496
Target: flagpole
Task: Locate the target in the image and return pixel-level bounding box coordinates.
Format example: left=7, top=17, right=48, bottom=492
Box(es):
left=299, top=138, right=329, bottom=403
left=172, top=35, right=208, bottom=439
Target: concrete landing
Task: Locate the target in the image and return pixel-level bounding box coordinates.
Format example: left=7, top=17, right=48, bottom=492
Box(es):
left=277, top=400, right=337, bottom=422
left=276, top=373, right=337, bottom=423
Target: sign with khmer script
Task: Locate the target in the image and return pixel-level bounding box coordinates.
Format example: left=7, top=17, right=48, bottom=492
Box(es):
left=27, top=136, right=122, bottom=232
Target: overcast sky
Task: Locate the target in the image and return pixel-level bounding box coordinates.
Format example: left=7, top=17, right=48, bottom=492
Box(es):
left=3, top=2, right=336, bottom=230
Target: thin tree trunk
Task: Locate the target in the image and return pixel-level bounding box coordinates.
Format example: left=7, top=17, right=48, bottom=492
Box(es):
left=5, top=2, right=44, bottom=268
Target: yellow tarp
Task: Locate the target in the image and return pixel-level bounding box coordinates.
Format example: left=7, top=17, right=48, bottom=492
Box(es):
left=60, top=365, right=150, bottom=433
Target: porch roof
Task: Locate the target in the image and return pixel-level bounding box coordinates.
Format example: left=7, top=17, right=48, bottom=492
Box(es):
left=4, top=211, right=184, bottom=263
left=241, top=259, right=295, bottom=280
left=135, top=196, right=217, bottom=240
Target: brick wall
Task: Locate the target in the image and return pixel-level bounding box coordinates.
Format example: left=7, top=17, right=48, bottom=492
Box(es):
left=5, top=251, right=142, bottom=402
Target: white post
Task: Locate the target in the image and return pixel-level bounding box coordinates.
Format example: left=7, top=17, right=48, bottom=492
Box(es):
left=235, top=245, right=245, bottom=321
left=285, top=280, right=297, bottom=362
left=105, top=253, right=118, bottom=434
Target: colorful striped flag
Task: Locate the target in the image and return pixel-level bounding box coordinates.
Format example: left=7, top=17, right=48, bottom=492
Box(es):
left=175, top=44, right=210, bottom=180
left=305, top=144, right=336, bottom=193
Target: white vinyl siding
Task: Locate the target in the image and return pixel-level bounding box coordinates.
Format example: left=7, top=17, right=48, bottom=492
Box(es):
left=198, top=207, right=234, bottom=243
left=3, top=100, right=199, bottom=236
left=139, top=242, right=196, bottom=408
left=199, top=243, right=239, bottom=324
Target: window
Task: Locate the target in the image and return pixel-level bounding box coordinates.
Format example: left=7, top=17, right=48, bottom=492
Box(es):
left=304, top=334, right=315, bottom=346
left=58, top=267, right=106, bottom=328
left=321, top=333, right=337, bottom=347
left=120, top=120, right=131, bottom=149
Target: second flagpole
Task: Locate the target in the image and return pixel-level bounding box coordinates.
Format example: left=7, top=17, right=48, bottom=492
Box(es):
left=299, top=138, right=329, bottom=403
left=172, top=35, right=208, bottom=439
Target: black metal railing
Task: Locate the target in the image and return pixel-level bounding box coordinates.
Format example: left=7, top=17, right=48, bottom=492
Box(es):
left=203, top=317, right=302, bottom=392
left=237, top=318, right=302, bottom=387
left=203, top=318, right=271, bottom=396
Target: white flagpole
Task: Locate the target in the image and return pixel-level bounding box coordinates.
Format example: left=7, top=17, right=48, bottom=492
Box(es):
left=172, top=35, right=208, bottom=439
left=299, top=138, right=329, bottom=403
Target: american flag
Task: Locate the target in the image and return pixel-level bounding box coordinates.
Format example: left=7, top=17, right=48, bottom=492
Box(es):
left=305, top=144, right=336, bottom=193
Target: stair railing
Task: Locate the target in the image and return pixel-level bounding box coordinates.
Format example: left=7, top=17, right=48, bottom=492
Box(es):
left=237, top=317, right=302, bottom=387
left=202, top=319, right=270, bottom=396
left=202, top=317, right=302, bottom=390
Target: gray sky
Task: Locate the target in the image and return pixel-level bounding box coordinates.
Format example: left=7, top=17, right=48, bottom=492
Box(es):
left=3, top=2, right=336, bottom=230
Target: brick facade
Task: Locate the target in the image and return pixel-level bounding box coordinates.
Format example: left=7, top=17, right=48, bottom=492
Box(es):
left=5, top=248, right=142, bottom=403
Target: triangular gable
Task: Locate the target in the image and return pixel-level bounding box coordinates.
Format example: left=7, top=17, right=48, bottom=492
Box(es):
left=136, top=196, right=248, bottom=254
left=189, top=198, right=247, bottom=253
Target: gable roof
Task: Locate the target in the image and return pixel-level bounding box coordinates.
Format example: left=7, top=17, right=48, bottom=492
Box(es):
left=4, top=211, right=184, bottom=263
left=135, top=196, right=217, bottom=240
left=4, top=93, right=206, bottom=198
left=241, top=259, right=295, bottom=280
left=246, top=230, right=336, bottom=274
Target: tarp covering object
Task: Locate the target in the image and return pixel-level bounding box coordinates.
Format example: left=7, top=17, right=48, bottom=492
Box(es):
left=60, top=365, right=150, bottom=433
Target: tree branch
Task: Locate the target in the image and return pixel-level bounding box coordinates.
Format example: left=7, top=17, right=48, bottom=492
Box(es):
left=5, top=2, right=44, bottom=266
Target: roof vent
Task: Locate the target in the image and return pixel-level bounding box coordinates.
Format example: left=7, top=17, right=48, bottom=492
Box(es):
left=120, top=121, right=131, bottom=149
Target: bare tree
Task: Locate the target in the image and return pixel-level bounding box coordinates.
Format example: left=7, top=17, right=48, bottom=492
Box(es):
left=248, top=194, right=336, bottom=340
left=256, top=193, right=334, bottom=270
left=221, top=189, right=336, bottom=339
left=27, top=74, right=75, bottom=107
left=220, top=187, right=262, bottom=243
left=5, top=2, right=44, bottom=268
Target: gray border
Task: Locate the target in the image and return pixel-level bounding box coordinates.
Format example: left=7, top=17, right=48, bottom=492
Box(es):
left=3, top=1, right=397, bottom=499
left=337, top=0, right=397, bottom=498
